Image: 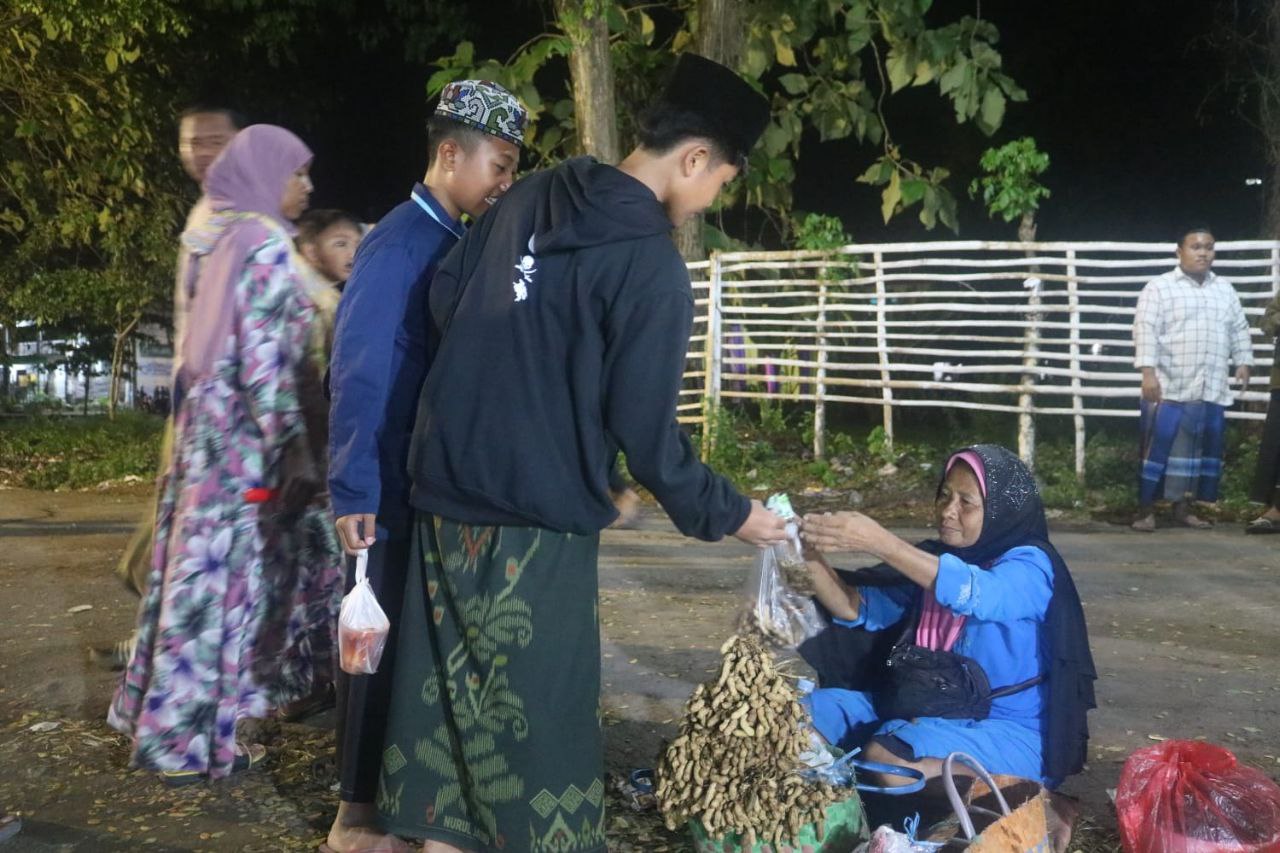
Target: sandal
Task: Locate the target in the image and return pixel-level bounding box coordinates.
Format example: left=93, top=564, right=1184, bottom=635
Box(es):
left=160, top=742, right=267, bottom=787
left=1246, top=516, right=1280, bottom=535
left=1175, top=513, right=1213, bottom=529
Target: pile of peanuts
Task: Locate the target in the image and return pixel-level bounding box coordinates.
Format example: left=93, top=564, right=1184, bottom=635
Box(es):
left=655, top=634, right=845, bottom=848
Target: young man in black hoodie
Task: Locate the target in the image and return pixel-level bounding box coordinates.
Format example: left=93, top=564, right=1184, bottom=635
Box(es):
left=377, top=54, right=785, bottom=853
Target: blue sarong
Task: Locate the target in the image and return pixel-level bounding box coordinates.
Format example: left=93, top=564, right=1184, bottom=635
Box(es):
left=1138, top=400, right=1225, bottom=505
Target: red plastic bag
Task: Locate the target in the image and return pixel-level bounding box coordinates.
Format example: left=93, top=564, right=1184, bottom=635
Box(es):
left=1117, top=739, right=1280, bottom=853
left=338, top=549, right=390, bottom=675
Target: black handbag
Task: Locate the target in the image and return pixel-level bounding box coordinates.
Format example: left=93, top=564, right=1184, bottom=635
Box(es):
left=872, top=602, right=1042, bottom=721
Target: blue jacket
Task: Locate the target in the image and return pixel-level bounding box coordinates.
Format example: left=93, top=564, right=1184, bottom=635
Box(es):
left=837, top=545, right=1055, bottom=728
left=328, top=184, right=463, bottom=522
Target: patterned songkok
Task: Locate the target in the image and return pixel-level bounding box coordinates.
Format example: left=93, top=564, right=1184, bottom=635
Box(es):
left=434, top=80, right=527, bottom=148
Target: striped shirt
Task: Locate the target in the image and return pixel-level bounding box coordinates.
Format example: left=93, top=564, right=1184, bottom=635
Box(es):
left=1133, top=266, right=1253, bottom=406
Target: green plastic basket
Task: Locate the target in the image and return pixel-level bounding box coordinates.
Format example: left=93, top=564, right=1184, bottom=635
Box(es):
left=687, top=794, right=868, bottom=853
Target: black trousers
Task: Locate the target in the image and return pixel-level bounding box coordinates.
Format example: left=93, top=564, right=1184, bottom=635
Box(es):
left=334, top=517, right=412, bottom=803
left=1251, top=390, right=1280, bottom=506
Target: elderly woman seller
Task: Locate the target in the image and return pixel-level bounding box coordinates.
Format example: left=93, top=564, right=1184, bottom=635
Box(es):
left=799, top=444, right=1096, bottom=788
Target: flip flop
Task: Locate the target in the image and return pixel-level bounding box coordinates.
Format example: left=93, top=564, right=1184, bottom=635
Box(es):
left=1246, top=517, right=1280, bottom=535
left=1175, top=514, right=1213, bottom=529
left=160, top=742, right=267, bottom=787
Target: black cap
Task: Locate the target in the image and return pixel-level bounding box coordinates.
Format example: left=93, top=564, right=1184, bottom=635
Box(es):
left=657, top=53, right=770, bottom=161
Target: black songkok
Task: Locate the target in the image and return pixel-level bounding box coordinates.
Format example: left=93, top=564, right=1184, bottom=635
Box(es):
left=655, top=53, right=770, bottom=162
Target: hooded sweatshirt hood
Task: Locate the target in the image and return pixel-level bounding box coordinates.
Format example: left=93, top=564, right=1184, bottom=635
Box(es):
left=529, top=157, right=674, bottom=254
left=406, top=156, right=750, bottom=542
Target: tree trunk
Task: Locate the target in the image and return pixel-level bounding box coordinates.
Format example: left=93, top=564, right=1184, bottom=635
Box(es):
left=1017, top=211, right=1037, bottom=244
left=555, top=0, right=620, bottom=164
left=108, top=317, right=139, bottom=421
left=0, top=324, right=10, bottom=402
left=675, top=0, right=746, bottom=261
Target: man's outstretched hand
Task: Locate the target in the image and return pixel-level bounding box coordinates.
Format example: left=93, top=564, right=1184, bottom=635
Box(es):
left=733, top=500, right=789, bottom=548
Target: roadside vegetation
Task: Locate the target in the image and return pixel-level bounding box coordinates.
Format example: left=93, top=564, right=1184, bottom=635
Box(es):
left=0, top=406, right=1261, bottom=528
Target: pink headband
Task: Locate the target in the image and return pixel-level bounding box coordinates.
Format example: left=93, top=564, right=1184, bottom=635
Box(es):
left=945, top=450, right=987, bottom=497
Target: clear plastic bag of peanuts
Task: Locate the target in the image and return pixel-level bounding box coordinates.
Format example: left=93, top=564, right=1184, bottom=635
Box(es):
left=739, top=494, right=826, bottom=648
left=338, top=549, right=390, bottom=675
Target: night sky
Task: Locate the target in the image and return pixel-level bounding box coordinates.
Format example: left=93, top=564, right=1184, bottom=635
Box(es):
left=253, top=1, right=1268, bottom=246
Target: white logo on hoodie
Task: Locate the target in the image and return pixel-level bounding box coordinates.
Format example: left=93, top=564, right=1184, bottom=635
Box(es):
left=513, top=256, right=537, bottom=302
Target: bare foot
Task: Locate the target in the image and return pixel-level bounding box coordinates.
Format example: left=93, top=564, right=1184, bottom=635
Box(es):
left=1130, top=513, right=1156, bottom=532
left=423, top=841, right=469, bottom=853
left=327, top=802, right=410, bottom=853
left=1046, top=789, right=1080, bottom=852
left=1175, top=512, right=1213, bottom=529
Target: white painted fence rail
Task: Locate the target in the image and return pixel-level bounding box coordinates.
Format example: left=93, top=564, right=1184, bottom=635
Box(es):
left=679, top=240, right=1279, bottom=480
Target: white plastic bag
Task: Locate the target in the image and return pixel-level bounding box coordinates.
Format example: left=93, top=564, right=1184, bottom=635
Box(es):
left=854, top=824, right=944, bottom=853
left=338, top=549, right=390, bottom=675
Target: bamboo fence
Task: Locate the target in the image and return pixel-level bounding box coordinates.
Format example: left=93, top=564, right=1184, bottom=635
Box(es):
left=679, top=240, right=1279, bottom=480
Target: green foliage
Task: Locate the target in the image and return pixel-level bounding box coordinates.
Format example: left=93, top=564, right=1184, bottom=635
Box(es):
left=0, top=411, right=164, bottom=489
left=739, top=0, right=1024, bottom=234
left=698, top=406, right=1260, bottom=520
left=0, top=0, right=189, bottom=372
left=791, top=212, right=851, bottom=251
left=426, top=0, right=1024, bottom=242
left=967, top=136, right=1051, bottom=224
left=758, top=398, right=789, bottom=435
left=865, top=425, right=895, bottom=463
left=856, top=153, right=958, bottom=230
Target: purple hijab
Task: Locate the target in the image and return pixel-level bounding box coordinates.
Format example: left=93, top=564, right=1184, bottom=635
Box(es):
left=178, top=125, right=312, bottom=392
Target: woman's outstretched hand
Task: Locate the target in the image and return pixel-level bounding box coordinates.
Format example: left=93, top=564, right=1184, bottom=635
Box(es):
left=800, top=511, right=888, bottom=555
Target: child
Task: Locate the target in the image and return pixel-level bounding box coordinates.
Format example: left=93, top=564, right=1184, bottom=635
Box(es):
left=295, top=208, right=364, bottom=366
left=296, top=208, right=363, bottom=288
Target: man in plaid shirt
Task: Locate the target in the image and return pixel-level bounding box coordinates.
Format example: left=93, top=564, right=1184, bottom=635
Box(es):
left=1131, top=226, right=1253, bottom=531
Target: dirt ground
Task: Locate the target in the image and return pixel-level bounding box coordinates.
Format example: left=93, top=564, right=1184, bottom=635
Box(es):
left=0, top=486, right=1277, bottom=852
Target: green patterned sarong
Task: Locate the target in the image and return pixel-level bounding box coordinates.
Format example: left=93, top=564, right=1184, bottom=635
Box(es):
left=378, top=514, right=606, bottom=852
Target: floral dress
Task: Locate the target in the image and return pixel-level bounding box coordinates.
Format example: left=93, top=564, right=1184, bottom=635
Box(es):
left=108, top=231, right=344, bottom=778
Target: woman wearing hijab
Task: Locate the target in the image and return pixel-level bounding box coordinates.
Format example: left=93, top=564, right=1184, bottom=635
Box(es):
left=798, top=444, right=1096, bottom=788
left=108, top=125, right=343, bottom=784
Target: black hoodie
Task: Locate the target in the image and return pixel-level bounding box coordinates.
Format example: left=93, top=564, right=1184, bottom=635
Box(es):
left=406, top=157, right=750, bottom=540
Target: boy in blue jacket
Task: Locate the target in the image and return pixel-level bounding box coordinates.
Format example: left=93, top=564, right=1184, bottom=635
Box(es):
left=324, top=80, right=526, bottom=853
